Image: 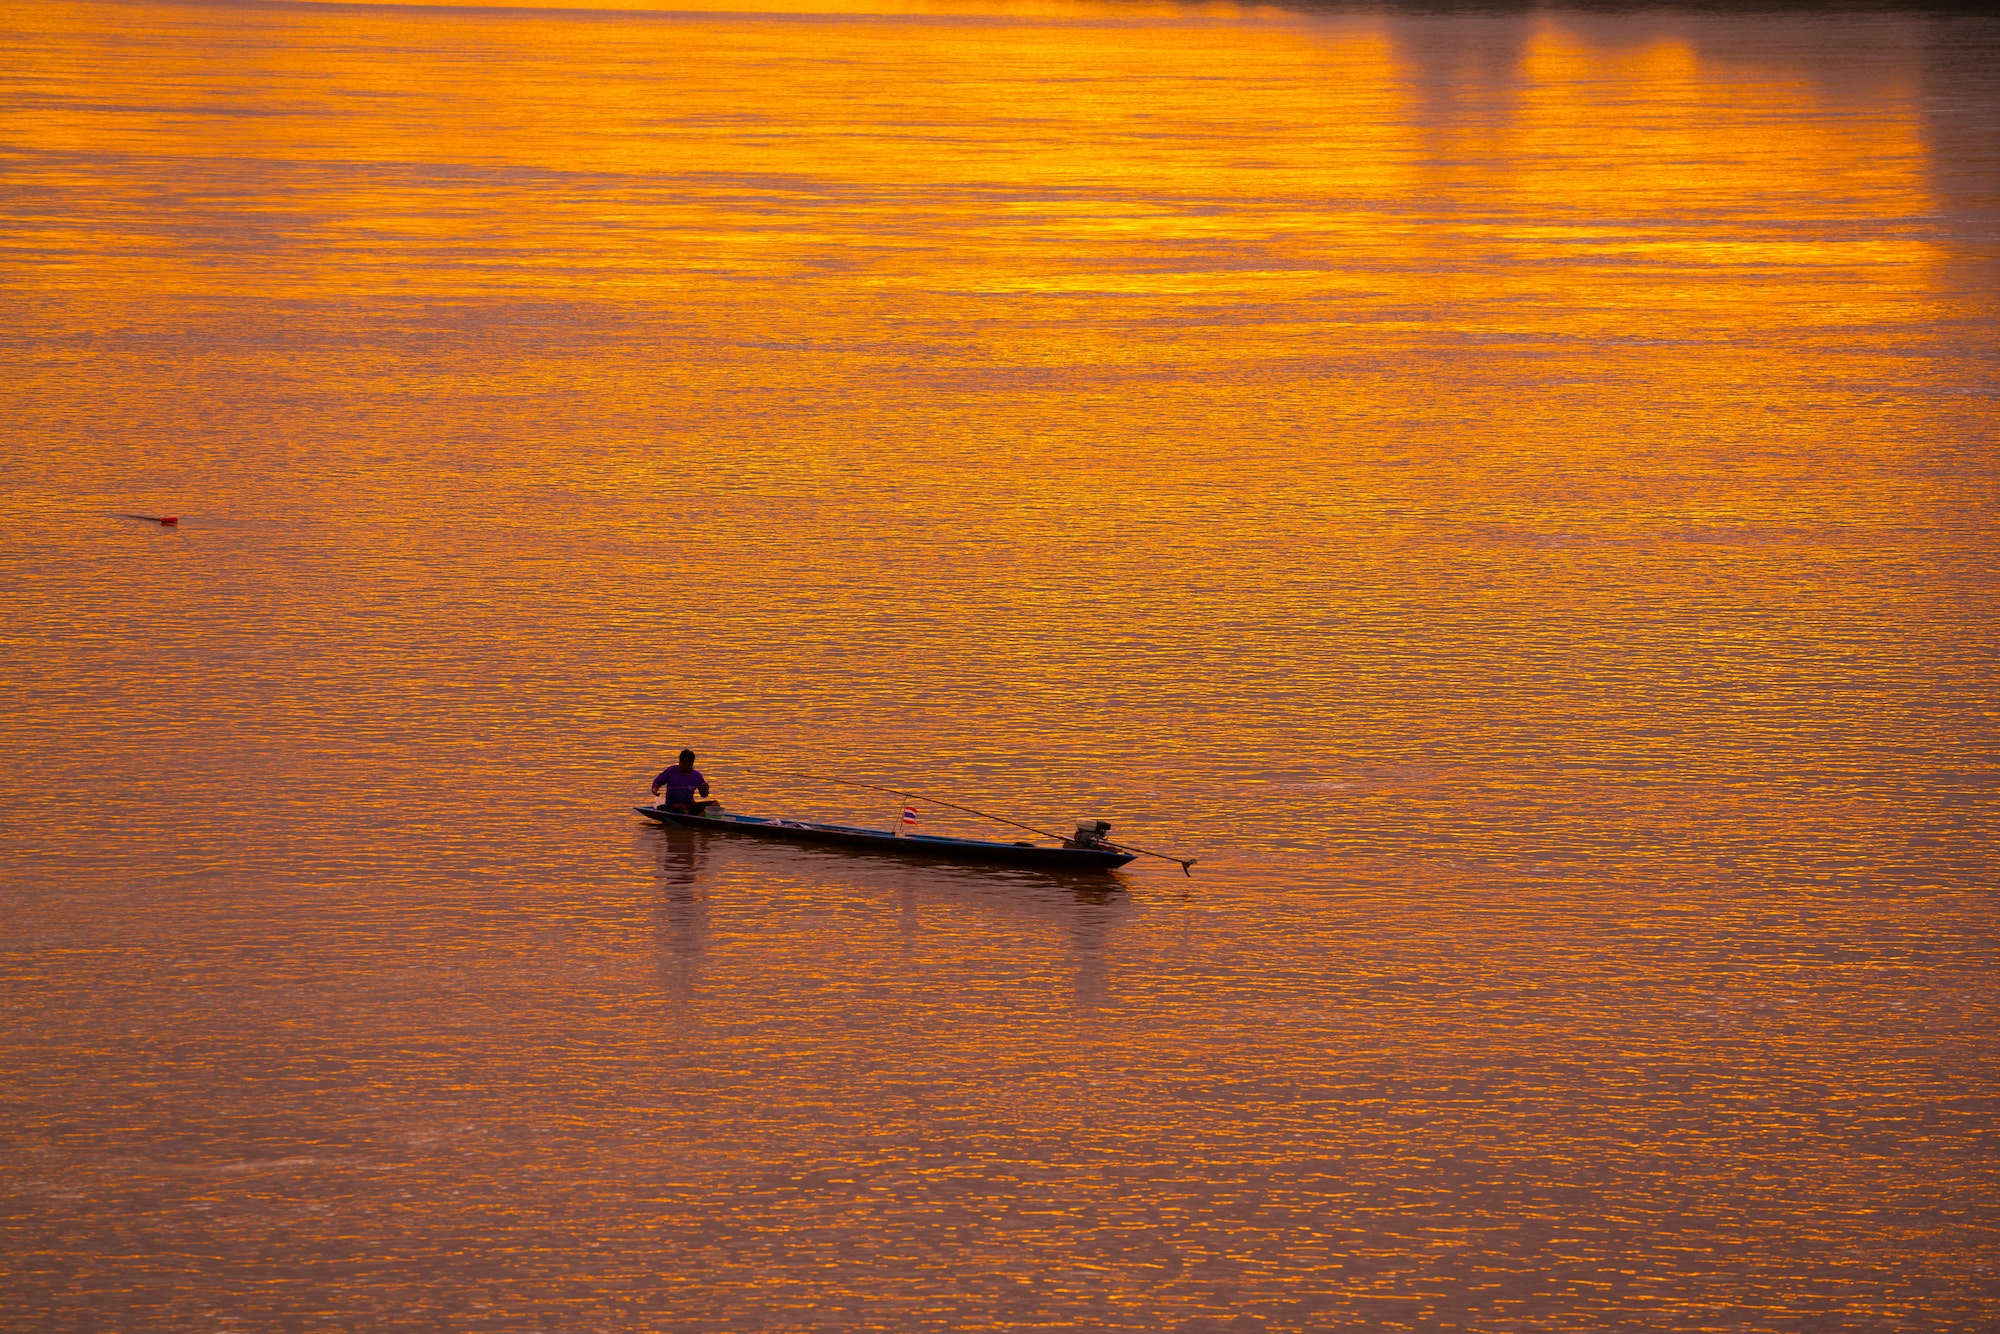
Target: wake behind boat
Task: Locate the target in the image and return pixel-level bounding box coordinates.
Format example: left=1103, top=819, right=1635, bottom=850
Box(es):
left=634, top=805, right=1139, bottom=872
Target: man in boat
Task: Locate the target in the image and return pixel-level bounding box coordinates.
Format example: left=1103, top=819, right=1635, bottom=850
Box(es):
left=652, top=749, right=718, bottom=815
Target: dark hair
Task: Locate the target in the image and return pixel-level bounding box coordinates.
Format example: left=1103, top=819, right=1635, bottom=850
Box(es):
left=679, top=749, right=696, bottom=763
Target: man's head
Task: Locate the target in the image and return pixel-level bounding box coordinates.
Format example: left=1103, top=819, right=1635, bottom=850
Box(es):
left=679, top=749, right=696, bottom=767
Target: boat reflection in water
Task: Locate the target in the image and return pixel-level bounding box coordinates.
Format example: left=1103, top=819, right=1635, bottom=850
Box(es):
left=645, top=810, right=1135, bottom=1012
left=651, top=827, right=711, bottom=1004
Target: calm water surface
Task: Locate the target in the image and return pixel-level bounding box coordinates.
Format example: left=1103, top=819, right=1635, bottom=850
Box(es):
left=2, top=0, right=1996, bottom=1327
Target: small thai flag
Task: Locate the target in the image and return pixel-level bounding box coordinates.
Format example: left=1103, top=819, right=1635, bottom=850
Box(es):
left=902, top=805, right=919, bottom=827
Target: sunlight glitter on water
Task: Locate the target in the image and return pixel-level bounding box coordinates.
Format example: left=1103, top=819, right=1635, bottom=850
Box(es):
left=2, top=0, right=1996, bottom=1327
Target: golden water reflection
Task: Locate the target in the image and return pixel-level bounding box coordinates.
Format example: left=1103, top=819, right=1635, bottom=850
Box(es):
left=2, top=0, right=1995, bottom=1328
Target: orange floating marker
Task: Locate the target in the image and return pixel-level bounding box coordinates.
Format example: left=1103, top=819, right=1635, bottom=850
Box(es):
left=159, top=516, right=178, bottom=525
left=120, top=513, right=180, bottom=526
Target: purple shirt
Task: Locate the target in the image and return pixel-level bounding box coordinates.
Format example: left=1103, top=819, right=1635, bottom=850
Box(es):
left=653, top=764, right=709, bottom=801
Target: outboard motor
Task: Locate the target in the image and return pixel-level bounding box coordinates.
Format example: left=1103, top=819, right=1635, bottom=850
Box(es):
left=1066, top=820, right=1113, bottom=850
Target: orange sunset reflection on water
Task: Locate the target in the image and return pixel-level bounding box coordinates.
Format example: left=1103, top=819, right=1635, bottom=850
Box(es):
left=2, top=0, right=1996, bottom=1328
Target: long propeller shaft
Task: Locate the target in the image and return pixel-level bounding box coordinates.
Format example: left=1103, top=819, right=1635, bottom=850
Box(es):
left=734, top=764, right=1197, bottom=875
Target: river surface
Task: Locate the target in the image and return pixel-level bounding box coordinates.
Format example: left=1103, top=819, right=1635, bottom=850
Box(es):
left=2, top=0, right=1996, bottom=1328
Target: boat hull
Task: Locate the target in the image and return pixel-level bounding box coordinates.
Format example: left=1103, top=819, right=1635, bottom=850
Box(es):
left=635, top=806, right=1135, bottom=872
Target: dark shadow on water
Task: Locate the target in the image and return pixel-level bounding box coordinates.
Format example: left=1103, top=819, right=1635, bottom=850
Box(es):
left=637, top=816, right=1135, bottom=1010
left=650, top=827, right=710, bottom=1003
left=659, top=824, right=706, bottom=892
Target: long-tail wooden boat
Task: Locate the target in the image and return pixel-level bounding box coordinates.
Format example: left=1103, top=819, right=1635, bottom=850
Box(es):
left=634, top=806, right=1137, bottom=872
